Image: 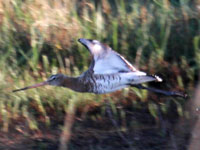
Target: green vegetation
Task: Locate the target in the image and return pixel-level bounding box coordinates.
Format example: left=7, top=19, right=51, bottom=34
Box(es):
left=0, top=0, right=199, bottom=148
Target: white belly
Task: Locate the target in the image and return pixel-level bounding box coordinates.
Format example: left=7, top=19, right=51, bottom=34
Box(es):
left=92, top=72, right=157, bottom=94
left=93, top=74, right=128, bottom=94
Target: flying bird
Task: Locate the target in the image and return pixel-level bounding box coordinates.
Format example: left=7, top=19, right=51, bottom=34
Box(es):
left=13, top=39, right=186, bottom=98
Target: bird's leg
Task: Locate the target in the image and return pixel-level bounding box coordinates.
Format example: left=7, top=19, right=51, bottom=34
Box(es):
left=132, top=84, right=187, bottom=98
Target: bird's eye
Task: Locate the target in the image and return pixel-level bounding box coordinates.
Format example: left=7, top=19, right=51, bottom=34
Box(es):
left=49, top=75, right=56, bottom=80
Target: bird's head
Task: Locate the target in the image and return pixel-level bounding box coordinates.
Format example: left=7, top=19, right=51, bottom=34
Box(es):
left=13, top=74, right=65, bottom=92
left=47, top=74, right=65, bottom=86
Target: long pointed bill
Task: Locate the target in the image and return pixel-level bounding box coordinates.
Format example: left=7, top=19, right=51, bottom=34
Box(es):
left=13, top=81, right=48, bottom=92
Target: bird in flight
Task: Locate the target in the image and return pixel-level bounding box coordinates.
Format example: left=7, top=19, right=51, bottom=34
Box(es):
left=13, top=39, right=186, bottom=98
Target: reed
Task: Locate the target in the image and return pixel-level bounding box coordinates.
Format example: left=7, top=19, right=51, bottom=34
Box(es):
left=0, top=0, right=198, bottom=135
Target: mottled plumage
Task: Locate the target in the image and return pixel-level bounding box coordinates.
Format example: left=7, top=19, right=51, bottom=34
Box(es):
left=13, top=39, right=186, bottom=98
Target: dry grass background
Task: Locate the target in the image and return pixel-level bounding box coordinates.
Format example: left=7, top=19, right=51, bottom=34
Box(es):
left=0, top=0, right=199, bottom=149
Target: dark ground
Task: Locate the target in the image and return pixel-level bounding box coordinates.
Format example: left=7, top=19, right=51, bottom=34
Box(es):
left=0, top=97, right=196, bottom=150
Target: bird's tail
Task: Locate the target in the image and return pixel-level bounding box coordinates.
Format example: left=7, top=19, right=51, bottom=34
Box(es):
left=130, top=73, right=162, bottom=84
left=148, top=75, right=163, bottom=82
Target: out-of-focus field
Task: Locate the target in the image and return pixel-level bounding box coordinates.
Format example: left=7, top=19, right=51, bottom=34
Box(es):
left=0, top=0, right=199, bottom=149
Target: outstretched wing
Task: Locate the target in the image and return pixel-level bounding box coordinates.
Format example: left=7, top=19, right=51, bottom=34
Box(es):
left=78, top=39, right=137, bottom=74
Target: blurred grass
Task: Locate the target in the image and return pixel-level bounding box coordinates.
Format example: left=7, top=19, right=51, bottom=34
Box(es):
left=0, top=0, right=199, bottom=132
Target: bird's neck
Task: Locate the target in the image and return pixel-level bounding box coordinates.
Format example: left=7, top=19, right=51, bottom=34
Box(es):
left=61, top=76, right=82, bottom=92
